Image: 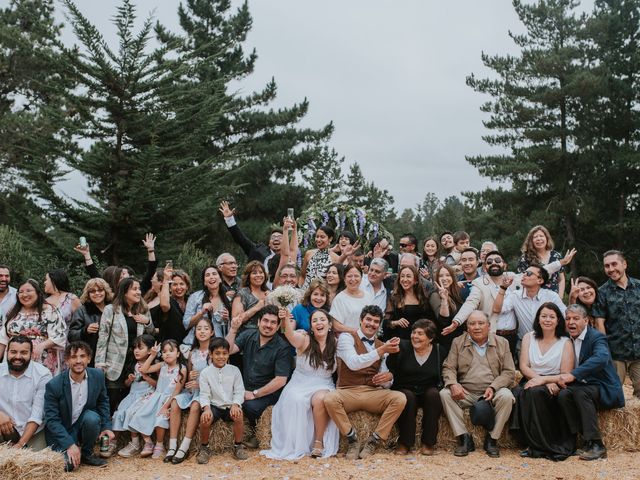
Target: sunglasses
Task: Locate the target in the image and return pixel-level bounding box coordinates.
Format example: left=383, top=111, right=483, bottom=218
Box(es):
left=524, top=271, right=540, bottom=278
left=485, top=258, right=503, bottom=265
left=88, top=288, right=105, bottom=294
left=399, top=243, right=408, bottom=248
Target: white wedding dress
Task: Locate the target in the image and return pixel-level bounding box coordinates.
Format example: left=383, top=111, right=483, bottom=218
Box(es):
left=261, top=352, right=340, bottom=459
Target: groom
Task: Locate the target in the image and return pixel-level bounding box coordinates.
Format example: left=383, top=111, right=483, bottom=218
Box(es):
left=324, top=305, right=406, bottom=459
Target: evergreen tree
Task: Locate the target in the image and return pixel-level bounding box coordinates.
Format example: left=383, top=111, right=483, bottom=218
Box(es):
left=344, top=162, right=395, bottom=221
left=301, top=146, right=345, bottom=204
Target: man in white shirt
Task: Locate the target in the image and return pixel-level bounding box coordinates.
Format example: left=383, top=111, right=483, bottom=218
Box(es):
left=0, top=336, right=52, bottom=449
left=360, top=258, right=389, bottom=312
left=493, top=265, right=566, bottom=340
left=324, top=305, right=406, bottom=460
left=0, top=264, right=17, bottom=319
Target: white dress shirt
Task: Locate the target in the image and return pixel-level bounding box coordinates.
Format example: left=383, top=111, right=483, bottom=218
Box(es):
left=198, top=364, right=245, bottom=408
left=360, top=276, right=387, bottom=313
left=500, top=287, right=566, bottom=339
left=69, top=371, right=88, bottom=425
left=0, top=360, right=52, bottom=435
left=572, top=326, right=588, bottom=367
left=336, top=329, right=392, bottom=388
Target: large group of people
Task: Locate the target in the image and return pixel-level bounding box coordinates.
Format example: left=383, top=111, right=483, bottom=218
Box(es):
left=0, top=204, right=636, bottom=472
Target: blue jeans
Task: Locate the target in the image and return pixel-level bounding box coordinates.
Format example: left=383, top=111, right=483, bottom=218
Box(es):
left=69, top=409, right=101, bottom=457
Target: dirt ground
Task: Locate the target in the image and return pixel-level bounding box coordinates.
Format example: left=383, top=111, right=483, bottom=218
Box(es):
left=66, top=449, right=640, bottom=480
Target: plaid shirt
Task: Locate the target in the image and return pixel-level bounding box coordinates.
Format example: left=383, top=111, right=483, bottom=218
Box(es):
left=94, top=304, right=154, bottom=381
left=592, top=277, right=640, bottom=361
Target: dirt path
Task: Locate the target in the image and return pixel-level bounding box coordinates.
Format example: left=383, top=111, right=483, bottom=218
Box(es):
left=66, top=450, right=640, bottom=480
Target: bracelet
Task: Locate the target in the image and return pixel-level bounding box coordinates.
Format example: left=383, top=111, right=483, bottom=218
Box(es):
left=499, top=285, right=508, bottom=291
left=147, top=249, right=155, bottom=253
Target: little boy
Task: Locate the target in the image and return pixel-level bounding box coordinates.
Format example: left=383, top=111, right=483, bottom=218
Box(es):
left=444, top=231, right=471, bottom=271
left=197, top=338, right=247, bottom=463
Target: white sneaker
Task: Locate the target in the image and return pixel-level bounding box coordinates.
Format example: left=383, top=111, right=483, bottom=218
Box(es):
left=118, top=441, right=142, bottom=458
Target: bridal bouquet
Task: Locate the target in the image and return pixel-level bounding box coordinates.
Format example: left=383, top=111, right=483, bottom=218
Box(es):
left=266, top=285, right=301, bottom=309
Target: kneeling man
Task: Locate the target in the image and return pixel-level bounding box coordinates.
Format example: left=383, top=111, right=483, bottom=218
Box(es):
left=440, top=310, right=515, bottom=457
left=324, top=305, right=406, bottom=459
left=44, top=341, right=113, bottom=471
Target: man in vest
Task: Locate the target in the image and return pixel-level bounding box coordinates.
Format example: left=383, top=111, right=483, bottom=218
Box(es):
left=324, top=305, right=406, bottom=459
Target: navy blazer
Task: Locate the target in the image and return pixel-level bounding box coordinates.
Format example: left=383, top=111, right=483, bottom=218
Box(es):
left=227, top=223, right=271, bottom=263
left=572, top=326, right=625, bottom=410
left=44, top=367, right=112, bottom=450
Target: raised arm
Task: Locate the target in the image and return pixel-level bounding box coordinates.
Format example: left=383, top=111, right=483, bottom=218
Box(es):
left=219, top=200, right=257, bottom=257
left=279, top=307, right=309, bottom=351
left=140, top=233, right=158, bottom=294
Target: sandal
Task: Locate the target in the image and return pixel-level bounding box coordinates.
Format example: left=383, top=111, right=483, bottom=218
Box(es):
left=310, top=440, right=323, bottom=458
left=163, top=448, right=176, bottom=463
left=171, top=448, right=189, bottom=464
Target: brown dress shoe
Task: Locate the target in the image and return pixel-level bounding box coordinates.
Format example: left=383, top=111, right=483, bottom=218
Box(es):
left=394, top=444, right=410, bottom=455
left=420, top=444, right=436, bottom=456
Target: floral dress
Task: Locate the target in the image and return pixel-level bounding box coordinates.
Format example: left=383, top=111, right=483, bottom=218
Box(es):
left=302, top=249, right=332, bottom=289
left=56, top=292, right=78, bottom=330
left=0, top=304, right=66, bottom=376
left=517, top=250, right=564, bottom=292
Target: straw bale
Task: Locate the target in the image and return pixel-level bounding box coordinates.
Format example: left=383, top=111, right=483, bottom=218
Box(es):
left=0, top=444, right=65, bottom=480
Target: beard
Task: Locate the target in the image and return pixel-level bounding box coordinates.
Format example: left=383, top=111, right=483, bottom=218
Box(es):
left=487, top=265, right=504, bottom=277
left=8, top=359, right=28, bottom=373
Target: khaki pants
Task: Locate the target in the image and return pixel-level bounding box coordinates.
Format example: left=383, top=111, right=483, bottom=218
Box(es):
left=614, top=360, right=640, bottom=397
left=0, top=429, right=47, bottom=451
left=324, top=386, right=407, bottom=441
left=439, top=387, right=514, bottom=440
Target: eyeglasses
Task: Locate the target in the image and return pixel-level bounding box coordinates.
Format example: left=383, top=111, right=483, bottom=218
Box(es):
left=485, top=258, right=503, bottom=266
left=219, top=261, right=237, bottom=266
left=88, top=289, right=105, bottom=294
left=524, top=271, right=540, bottom=278
left=399, top=243, right=408, bottom=248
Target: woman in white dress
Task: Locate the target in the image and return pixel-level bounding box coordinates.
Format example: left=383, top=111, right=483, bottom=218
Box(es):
left=329, top=263, right=373, bottom=332
left=261, top=308, right=339, bottom=459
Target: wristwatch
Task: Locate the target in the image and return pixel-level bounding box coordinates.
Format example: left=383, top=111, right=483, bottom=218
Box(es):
left=253, top=389, right=259, bottom=398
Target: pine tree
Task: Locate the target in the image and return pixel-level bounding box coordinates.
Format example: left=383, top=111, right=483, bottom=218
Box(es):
left=344, top=162, right=395, bottom=221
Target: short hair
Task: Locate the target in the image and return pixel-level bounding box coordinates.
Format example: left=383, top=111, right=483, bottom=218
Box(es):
left=258, top=304, right=280, bottom=320
left=343, top=262, right=363, bottom=277
left=439, top=231, right=453, bottom=242
left=530, top=263, right=550, bottom=285
left=302, top=278, right=329, bottom=307
left=399, top=252, right=420, bottom=269
left=353, top=248, right=365, bottom=257
left=47, top=269, right=71, bottom=293
left=481, top=241, right=498, bottom=251
left=461, top=247, right=479, bottom=260
left=603, top=249, right=626, bottom=262
left=339, top=230, right=357, bottom=245
left=240, top=260, right=268, bottom=290
left=280, top=263, right=298, bottom=275
left=412, top=319, right=438, bottom=340
left=317, top=225, right=335, bottom=241
left=566, top=303, right=588, bottom=317
left=171, top=269, right=192, bottom=292
left=215, top=253, right=235, bottom=267
left=484, top=250, right=504, bottom=260
left=65, top=340, right=93, bottom=358
left=468, top=310, right=489, bottom=323
left=7, top=335, right=33, bottom=353
left=401, top=233, right=418, bottom=247
left=369, top=236, right=388, bottom=250
left=453, top=231, right=470, bottom=244
left=533, top=302, right=567, bottom=339
left=359, top=304, right=383, bottom=322
left=369, top=257, right=389, bottom=271
left=209, top=337, right=230, bottom=353
left=0, top=264, right=10, bottom=272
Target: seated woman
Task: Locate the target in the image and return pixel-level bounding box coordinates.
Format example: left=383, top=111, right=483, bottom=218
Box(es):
left=329, top=263, right=373, bottom=332
left=511, top=302, right=575, bottom=460
left=383, top=265, right=432, bottom=340
left=387, top=320, right=447, bottom=455
left=569, top=276, right=598, bottom=323
left=291, top=278, right=330, bottom=331
left=262, top=308, right=339, bottom=459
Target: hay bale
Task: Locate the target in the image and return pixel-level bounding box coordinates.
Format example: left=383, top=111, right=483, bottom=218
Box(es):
left=599, top=386, right=640, bottom=452
left=0, top=444, right=65, bottom=480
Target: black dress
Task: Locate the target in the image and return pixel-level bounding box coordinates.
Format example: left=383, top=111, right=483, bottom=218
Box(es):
left=151, top=297, right=187, bottom=344
left=383, top=302, right=434, bottom=340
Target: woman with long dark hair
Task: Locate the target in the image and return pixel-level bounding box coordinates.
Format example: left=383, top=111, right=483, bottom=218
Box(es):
left=384, top=265, right=432, bottom=340
left=569, top=276, right=599, bottom=323
left=232, top=261, right=270, bottom=331
left=301, top=226, right=347, bottom=289
left=68, top=277, right=114, bottom=366
left=511, top=302, right=575, bottom=460
left=44, top=269, right=81, bottom=330
left=0, top=279, right=66, bottom=375
left=420, top=236, right=442, bottom=282
left=183, top=265, right=231, bottom=343
left=155, top=267, right=191, bottom=344
left=429, top=264, right=465, bottom=348
left=95, top=277, right=155, bottom=412
left=325, top=263, right=345, bottom=305
left=262, top=308, right=339, bottom=459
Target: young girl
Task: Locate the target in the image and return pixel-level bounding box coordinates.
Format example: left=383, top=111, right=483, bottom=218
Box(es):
left=164, top=318, right=214, bottom=464
left=115, top=335, right=158, bottom=457
left=128, top=339, right=187, bottom=459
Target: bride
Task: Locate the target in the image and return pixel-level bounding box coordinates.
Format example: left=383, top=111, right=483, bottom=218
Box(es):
left=261, top=308, right=340, bottom=459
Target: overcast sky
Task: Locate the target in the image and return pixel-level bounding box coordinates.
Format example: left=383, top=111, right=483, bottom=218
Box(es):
left=48, top=0, right=590, bottom=212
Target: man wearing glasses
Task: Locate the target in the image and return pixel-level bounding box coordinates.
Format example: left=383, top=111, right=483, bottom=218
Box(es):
left=492, top=264, right=566, bottom=341
left=216, top=253, right=241, bottom=300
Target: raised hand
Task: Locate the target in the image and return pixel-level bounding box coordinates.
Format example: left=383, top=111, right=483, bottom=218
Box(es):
left=560, top=248, right=577, bottom=267
left=219, top=200, right=235, bottom=218
left=435, top=281, right=449, bottom=300
left=500, top=273, right=514, bottom=289
left=150, top=342, right=160, bottom=355
left=142, top=233, right=156, bottom=251
left=569, top=277, right=580, bottom=303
